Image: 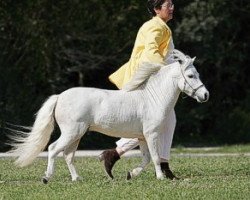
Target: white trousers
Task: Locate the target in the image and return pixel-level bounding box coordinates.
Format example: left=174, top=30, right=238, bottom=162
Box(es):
left=116, top=109, right=176, bottom=161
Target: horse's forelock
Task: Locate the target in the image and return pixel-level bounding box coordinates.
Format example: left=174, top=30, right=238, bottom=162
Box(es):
left=170, top=50, right=194, bottom=71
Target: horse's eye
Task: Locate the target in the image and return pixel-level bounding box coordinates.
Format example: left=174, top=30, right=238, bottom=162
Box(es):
left=188, top=74, right=194, bottom=78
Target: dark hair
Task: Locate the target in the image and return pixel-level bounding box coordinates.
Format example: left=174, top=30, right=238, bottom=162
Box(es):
left=147, top=0, right=166, bottom=16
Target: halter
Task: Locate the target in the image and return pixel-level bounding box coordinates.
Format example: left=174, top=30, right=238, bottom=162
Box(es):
left=180, top=62, right=204, bottom=98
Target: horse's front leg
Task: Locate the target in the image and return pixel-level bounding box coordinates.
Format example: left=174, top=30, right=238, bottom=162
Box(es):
left=127, top=140, right=150, bottom=180
left=144, top=132, right=164, bottom=180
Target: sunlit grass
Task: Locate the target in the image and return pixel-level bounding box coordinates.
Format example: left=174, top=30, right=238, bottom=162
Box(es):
left=1, top=147, right=250, bottom=200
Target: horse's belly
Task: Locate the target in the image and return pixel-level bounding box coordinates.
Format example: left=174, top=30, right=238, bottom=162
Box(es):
left=89, top=123, right=144, bottom=139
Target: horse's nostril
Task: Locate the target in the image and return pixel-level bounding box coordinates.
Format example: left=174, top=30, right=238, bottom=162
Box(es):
left=204, top=92, right=209, bottom=101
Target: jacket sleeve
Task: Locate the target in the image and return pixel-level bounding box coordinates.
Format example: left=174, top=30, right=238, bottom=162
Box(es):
left=144, top=25, right=170, bottom=64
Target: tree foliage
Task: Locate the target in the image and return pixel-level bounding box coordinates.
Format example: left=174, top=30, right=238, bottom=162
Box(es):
left=0, top=0, right=249, bottom=151
left=173, top=0, right=250, bottom=145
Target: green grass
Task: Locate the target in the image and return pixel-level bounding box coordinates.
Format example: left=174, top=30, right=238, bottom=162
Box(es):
left=0, top=153, right=250, bottom=200
left=172, top=144, right=250, bottom=154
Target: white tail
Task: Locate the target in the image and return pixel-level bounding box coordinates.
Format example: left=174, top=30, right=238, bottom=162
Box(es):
left=9, top=95, right=59, bottom=167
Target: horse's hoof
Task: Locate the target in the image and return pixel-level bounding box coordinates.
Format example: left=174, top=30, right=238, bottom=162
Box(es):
left=156, top=175, right=165, bottom=180
left=72, top=176, right=83, bottom=181
left=126, top=172, right=132, bottom=180
left=42, top=177, right=49, bottom=184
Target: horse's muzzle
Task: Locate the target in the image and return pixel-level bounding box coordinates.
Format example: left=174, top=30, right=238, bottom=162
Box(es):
left=197, top=91, right=209, bottom=103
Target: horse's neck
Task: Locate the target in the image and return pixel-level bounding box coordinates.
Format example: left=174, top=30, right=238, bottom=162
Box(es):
left=143, top=66, right=181, bottom=113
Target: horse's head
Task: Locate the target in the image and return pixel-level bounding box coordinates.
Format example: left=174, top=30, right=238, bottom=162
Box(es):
left=172, top=50, right=209, bottom=103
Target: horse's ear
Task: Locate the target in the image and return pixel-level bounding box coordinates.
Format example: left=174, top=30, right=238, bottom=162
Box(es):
left=192, top=57, right=196, bottom=63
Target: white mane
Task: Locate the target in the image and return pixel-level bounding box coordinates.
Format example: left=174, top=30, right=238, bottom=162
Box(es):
left=122, top=62, right=163, bottom=91
left=122, top=49, right=190, bottom=91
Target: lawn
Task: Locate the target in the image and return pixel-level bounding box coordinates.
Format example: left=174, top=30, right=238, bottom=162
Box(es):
left=172, top=144, right=250, bottom=154
left=0, top=146, right=250, bottom=200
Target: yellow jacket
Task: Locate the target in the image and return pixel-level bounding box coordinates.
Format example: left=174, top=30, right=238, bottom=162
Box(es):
left=109, top=16, right=172, bottom=89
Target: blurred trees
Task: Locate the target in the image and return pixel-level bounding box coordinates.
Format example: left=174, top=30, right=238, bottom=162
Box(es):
left=173, top=0, right=250, bottom=145
left=0, top=0, right=249, bottom=151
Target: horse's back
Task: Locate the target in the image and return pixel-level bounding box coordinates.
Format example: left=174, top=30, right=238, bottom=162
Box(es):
left=55, top=87, right=113, bottom=122
left=55, top=87, right=133, bottom=120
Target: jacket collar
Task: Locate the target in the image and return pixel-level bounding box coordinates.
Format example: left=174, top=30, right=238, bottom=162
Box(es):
left=152, top=16, right=169, bottom=29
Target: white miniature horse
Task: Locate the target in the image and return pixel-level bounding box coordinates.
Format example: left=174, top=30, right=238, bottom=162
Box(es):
left=9, top=50, right=209, bottom=183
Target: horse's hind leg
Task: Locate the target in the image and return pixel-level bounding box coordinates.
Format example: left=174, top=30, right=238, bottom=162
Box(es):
left=42, top=123, right=87, bottom=184
left=63, top=139, right=81, bottom=181
left=127, top=140, right=150, bottom=180
left=42, top=140, right=58, bottom=184
left=42, top=136, right=76, bottom=184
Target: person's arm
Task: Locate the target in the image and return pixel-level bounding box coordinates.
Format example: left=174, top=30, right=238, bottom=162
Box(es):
left=144, top=26, right=170, bottom=64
